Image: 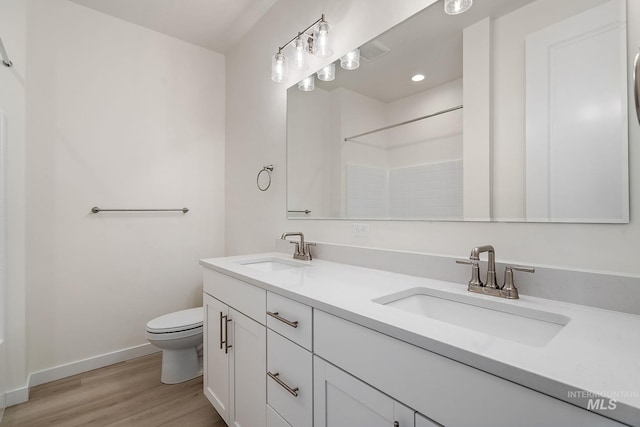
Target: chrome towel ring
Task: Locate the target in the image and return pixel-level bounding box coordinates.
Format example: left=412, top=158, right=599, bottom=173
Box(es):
left=257, top=165, right=274, bottom=191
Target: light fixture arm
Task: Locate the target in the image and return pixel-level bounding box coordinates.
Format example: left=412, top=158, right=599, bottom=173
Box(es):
left=276, top=14, right=326, bottom=53
left=271, top=14, right=331, bottom=83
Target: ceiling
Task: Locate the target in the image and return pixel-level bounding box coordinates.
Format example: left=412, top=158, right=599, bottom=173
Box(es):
left=313, top=0, right=535, bottom=103
left=69, top=0, right=278, bottom=53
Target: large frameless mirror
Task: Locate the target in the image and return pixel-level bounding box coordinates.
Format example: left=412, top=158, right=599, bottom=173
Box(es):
left=286, top=0, right=629, bottom=223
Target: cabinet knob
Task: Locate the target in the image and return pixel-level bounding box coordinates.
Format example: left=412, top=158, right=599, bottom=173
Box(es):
left=393, top=422, right=399, bottom=427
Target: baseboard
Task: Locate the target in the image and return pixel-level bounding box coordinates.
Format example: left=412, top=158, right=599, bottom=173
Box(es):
left=6, top=343, right=160, bottom=407
left=6, top=384, right=29, bottom=407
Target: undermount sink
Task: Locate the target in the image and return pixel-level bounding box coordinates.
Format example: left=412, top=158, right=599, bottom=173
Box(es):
left=373, top=287, right=570, bottom=347
left=237, top=257, right=305, bottom=272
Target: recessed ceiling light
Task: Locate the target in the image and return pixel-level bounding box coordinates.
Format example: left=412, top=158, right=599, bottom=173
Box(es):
left=444, top=0, right=473, bottom=15
left=411, top=74, right=425, bottom=82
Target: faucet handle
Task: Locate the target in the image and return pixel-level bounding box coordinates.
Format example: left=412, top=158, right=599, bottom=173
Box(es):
left=289, top=241, right=301, bottom=255
left=304, top=242, right=316, bottom=260
left=502, top=265, right=535, bottom=299
left=455, top=259, right=483, bottom=288
left=510, top=265, right=535, bottom=274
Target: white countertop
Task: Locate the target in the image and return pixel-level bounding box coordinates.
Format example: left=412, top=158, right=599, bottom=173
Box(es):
left=200, top=252, right=640, bottom=426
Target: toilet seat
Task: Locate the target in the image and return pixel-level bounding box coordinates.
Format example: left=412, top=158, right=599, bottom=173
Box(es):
left=146, top=324, right=202, bottom=341
left=146, top=307, right=203, bottom=334
left=145, top=307, right=204, bottom=384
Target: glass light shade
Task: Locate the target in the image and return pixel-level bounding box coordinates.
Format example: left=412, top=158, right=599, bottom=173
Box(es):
left=444, top=0, right=473, bottom=15
left=298, top=75, right=315, bottom=92
left=317, top=63, right=336, bottom=81
left=293, top=37, right=309, bottom=71
left=271, top=52, right=288, bottom=82
left=340, top=48, right=360, bottom=70
left=312, top=21, right=332, bottom=57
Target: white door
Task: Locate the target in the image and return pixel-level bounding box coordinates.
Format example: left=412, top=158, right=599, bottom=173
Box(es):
left=314, top=356, right=414, bottom=427
left=203, top=294, right=230, bottom=423
left=525, top=0, right=628, bottom=222
left=229, top=308, right=266, bottom=427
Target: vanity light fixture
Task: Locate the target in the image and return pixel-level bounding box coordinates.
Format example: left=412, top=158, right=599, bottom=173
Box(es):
left=293, top=37, right=309, bottom=71
left=444, top=0, right=473, bottom=15
left=317, top=63, right=336, bottom=81
left=411, top=74, right=425, bottom=82
left=271, top=15, right=332, bottom=83
left=298, top=75, right=315, bottom=91
left=271, top=52, right=288, bottom=82
left=340, top=48, right=360, bottom=70
left=312, top=20, right=332, bottom=57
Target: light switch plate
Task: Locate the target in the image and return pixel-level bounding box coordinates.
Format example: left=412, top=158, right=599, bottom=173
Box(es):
left=351, top=223, right=370, bottom=236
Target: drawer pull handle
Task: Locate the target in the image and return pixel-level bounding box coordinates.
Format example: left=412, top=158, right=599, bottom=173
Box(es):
left=267, top=311, right=299, bottom=328
left=224, top=316, right=232, bottom=354
left=219, top=312, right=224, bottom=350
left=267, top=371, right=299, bottom=397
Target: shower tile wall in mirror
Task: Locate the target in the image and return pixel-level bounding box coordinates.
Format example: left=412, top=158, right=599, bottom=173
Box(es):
left=286, top=0, right=629, bottom=223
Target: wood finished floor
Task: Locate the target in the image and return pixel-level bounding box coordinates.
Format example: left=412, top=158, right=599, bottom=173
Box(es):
left=1, top=353, right=224, bottom=427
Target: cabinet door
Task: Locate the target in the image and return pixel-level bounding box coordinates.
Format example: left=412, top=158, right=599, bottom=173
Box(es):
left=267, top=404, right=292, bottom=427
left=415, top=413, right=443, bottom=427
left=204, top=294, right=230, bottom=423
left=314, top=356, right=414, bottom=427
left=229, top=308, right=267, bottom=427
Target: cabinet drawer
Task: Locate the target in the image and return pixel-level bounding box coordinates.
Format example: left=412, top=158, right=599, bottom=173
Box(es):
left=267, top=330, right=312, bottom=427
left=203, top=268, right=266, bottom=324
left=267, top=292, right=312, bottom=350
left=314, top=310, right=623, bottom=427
left=267, top=404, right=292, bottom=427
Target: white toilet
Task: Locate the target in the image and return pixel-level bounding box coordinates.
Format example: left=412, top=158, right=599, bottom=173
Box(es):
left=145, top=307, right=203, bottom=384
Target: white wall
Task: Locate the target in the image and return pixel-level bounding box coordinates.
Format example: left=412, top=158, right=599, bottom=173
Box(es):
left=0, top=0, right=27, bottom=397
left=23, top=0, right=225, bottom=377
left=385, top=78, right=462, bottom=169
left=338, top=88, right=388, bottom=216
left=226, top=0, right=640, bottom=275
left=287, top=88, right=330, bottom=216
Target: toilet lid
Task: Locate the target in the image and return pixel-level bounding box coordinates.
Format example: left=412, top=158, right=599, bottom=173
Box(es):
left=146, top=307, right=203, bottom=333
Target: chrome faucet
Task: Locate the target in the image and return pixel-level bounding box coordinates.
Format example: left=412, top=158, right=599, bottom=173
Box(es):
left=280, top=232, right=315, bottom=261
left=456, top=245, right=534, bottom=299
left=470, top=245, right=498, bottom=289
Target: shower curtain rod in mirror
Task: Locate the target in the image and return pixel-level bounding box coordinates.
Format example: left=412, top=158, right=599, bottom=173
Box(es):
left=344, top=105, right=463, bottom=142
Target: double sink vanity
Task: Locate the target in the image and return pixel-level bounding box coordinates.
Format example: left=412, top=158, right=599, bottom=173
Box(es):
left=200, top=241, right=640, bottom=427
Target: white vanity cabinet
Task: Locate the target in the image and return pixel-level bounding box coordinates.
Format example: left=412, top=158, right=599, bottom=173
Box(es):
left=203, top=294, right=230, bottom=419
left=314, top=356, right=415, bottom=427
left=314, top=310, right=624, bottom=427
left=203, top=270, right=267, bottom=427
left=201, top=258, right=632, bottom=427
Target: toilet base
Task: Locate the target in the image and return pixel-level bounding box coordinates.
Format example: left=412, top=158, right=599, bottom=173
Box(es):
left=160, top=346, right=202, bottom=384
